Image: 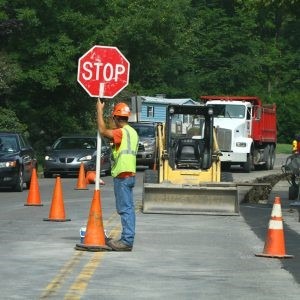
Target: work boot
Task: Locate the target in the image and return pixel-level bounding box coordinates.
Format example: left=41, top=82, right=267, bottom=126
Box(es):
left=107, top=239, right=132, bottom=251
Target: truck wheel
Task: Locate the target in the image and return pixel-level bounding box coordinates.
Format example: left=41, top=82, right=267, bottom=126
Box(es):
left=243, top=153, right=253, bottom=173
left=269, top=145, right=276, bottom=170
left=264, top=145, right=271, bottom=170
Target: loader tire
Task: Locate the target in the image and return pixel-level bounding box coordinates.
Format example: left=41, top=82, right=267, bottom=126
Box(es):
left=144, top=169, right=158, bottom=184
left=221, top=172, right=233, bottom=182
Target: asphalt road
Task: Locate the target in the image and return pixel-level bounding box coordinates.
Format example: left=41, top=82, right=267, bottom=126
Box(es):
left=0, top=154, right=300, bottom=299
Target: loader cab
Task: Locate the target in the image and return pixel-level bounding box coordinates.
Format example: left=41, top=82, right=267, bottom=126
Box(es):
left=166, top=105, right=214, bottom=170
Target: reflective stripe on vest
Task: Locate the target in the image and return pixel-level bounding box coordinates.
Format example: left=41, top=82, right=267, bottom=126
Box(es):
left=111, top=125, right=138, bottom=177
left=119, top=127, right=138, bottom=155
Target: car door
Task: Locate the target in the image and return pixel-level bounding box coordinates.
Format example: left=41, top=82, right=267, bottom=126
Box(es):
left=18, top=135, right=36, bottom=181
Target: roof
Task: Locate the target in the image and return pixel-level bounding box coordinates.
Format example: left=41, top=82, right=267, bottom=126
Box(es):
left=140, top=96, right=199, bottom=106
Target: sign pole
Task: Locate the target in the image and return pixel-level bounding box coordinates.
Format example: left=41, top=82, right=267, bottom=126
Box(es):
left=95, top=83, right=105, bottom=191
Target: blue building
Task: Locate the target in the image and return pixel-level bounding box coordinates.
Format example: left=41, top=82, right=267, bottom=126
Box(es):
left=129, top=95, right=199, bottom=123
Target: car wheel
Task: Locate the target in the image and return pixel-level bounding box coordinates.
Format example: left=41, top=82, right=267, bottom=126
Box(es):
left=25, top=179, right=31, bottom=190
left=43, top=172, right=52, bottom=178
left=14, top=168, right=24, bottom=192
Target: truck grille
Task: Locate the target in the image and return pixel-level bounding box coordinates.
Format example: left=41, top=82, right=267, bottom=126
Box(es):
left=216, top=128, right=232, bottom=151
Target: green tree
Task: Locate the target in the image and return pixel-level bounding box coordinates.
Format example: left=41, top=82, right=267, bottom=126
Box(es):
left=0, top=107, right=27, bottom=133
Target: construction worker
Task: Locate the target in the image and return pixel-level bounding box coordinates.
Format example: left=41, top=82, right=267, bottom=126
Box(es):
left=292, top=134, right=300, bottom=154
left=96, top=101, right=138, bottom=251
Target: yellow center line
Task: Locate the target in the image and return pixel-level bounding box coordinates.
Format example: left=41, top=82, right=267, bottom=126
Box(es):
left=64, top=252, right=105, bottom=300
left=40, top=204, right=140, bottom=299
left=40, top=251, right=84, bottom=299
left=39, top=212, right=119, bottom=299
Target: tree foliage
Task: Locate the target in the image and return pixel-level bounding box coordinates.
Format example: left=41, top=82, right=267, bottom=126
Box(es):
left=0, top=0, right=299, bottom=153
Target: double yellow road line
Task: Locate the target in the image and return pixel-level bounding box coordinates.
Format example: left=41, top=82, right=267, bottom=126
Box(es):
left=40, top=200, right=142, bottom=299
left=40, top=212, right=121, bottom=299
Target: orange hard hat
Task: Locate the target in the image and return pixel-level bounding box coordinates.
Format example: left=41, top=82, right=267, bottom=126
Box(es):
left=112, top=102, right=131, bottom=117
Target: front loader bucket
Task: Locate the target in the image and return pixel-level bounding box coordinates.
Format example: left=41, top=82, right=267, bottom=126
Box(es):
left=142, top=182, right=239, bottom=215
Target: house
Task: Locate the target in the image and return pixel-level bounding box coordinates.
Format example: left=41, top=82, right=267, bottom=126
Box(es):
left=129, top=95, right=199, bottom=123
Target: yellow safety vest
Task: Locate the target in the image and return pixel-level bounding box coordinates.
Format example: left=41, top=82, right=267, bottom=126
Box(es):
left=111, top=125, right=138, bottom=177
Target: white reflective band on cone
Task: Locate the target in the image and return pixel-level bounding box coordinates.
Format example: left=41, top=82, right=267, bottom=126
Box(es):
left=271, top=204, right=282, bottom=218
left=269, top=219, right=283, bottom=230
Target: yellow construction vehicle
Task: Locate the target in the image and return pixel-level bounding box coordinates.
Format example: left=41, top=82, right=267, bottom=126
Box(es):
left=142, top=104, right=239, bottom=215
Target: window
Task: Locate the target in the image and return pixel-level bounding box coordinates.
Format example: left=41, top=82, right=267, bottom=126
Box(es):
left=147, top=106, right=154, bottom=118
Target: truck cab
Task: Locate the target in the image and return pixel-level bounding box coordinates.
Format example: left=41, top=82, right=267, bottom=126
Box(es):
left=201, top=96, right=277, bottom=172
left=207, top=100, right=253, bottom=164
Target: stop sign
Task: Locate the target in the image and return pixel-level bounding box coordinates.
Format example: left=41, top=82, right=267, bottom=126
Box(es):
left=77, top=45, right=130, bottom=98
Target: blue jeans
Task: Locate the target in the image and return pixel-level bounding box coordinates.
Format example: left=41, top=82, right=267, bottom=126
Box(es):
left=113, top=176, right=136, bottom=246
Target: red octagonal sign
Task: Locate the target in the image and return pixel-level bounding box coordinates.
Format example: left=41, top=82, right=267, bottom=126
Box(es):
left=77, top=45, right=130, bottom=98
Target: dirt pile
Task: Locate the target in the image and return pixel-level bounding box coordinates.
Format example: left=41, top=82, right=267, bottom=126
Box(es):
left=243, top=173, right=288, bottom=203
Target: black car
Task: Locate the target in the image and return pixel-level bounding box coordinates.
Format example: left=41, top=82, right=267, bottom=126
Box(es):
left=0, top=132, right=37, bottom=192
left=43, top=135, right=111, bottom=178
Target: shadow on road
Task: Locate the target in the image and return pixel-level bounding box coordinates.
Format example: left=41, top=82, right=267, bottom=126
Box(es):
left=240, top=203, right=300, bottom=284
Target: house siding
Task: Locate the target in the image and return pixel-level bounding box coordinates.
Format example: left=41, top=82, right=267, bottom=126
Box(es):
left=130, top=96, right=199, bottom=123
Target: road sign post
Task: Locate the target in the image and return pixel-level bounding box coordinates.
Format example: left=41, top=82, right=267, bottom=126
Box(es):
left=77, top=45, right=130, bottom=190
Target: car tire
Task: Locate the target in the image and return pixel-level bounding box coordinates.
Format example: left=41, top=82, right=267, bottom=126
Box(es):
left=13, top=168, right=24, bottom=192
left=43, top=172, right=52, bottom=178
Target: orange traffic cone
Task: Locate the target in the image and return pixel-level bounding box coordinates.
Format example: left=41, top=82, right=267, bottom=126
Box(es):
left=75, top=162, right=88, bottom=190
left=24, top=168, right=43, bottom=206
left=44, top=176, right=71, bottom=222
left=75, top=189, right=111, bottom=251
left=255, top=196, right=293, bottom=259
left=85, top=171, right=105, bottom=185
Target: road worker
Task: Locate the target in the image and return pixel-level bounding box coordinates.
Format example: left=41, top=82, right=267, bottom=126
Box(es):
left=96, top=101, right=138, bottom=251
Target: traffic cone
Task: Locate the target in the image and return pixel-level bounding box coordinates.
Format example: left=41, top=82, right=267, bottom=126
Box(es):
left=255, top=196, right=293, bottom=259
left=74, top=162, right=88, bottom=190
left=85, top=171, right=105, bottom=185
left=75, top=189, right=111, bottom=251
left=24, top=168, right=43, bottom=206
left=44, top=176, right=71, bottom=222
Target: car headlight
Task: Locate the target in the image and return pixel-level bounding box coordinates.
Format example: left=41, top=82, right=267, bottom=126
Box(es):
left=144, top=140, right=155, bottom=148
left=79, top=155, right=93, bottom=161
left=236, top=142, right=246, bottom=147
left=45, top=155, right=56, bottom=161
left=0, top=161, right=17, bottom=168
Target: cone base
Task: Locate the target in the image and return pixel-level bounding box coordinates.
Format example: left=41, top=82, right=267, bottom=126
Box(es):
left=75, top=243, right=112, bottom=252
left=24, top=203, right=43, bottom=206
left=255, top=253, right=294, bottom=259
left=43, top=218, right=71, bottom=222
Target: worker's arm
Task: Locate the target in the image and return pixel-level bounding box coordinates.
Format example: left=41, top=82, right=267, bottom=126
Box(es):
left=96, top=101, right=114, bottom=140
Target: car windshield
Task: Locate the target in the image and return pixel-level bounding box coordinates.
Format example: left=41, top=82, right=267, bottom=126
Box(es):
left=0, top=136, right=18, bottom=153
left=131, top=125, right=155, bottom=138
left=53, top=138, right=97, bottom=150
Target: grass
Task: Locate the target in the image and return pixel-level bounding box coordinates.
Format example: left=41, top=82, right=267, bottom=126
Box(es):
left=276, top=143, right=292, bottom=154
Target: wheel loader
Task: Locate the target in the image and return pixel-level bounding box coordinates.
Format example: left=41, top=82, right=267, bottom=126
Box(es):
left=142, top=104, right=239, bottom=215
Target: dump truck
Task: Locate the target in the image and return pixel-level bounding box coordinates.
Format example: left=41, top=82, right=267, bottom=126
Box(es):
left=142, top=104, right=239, bottom=215
left=201, top=96, right=277, bottom=172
